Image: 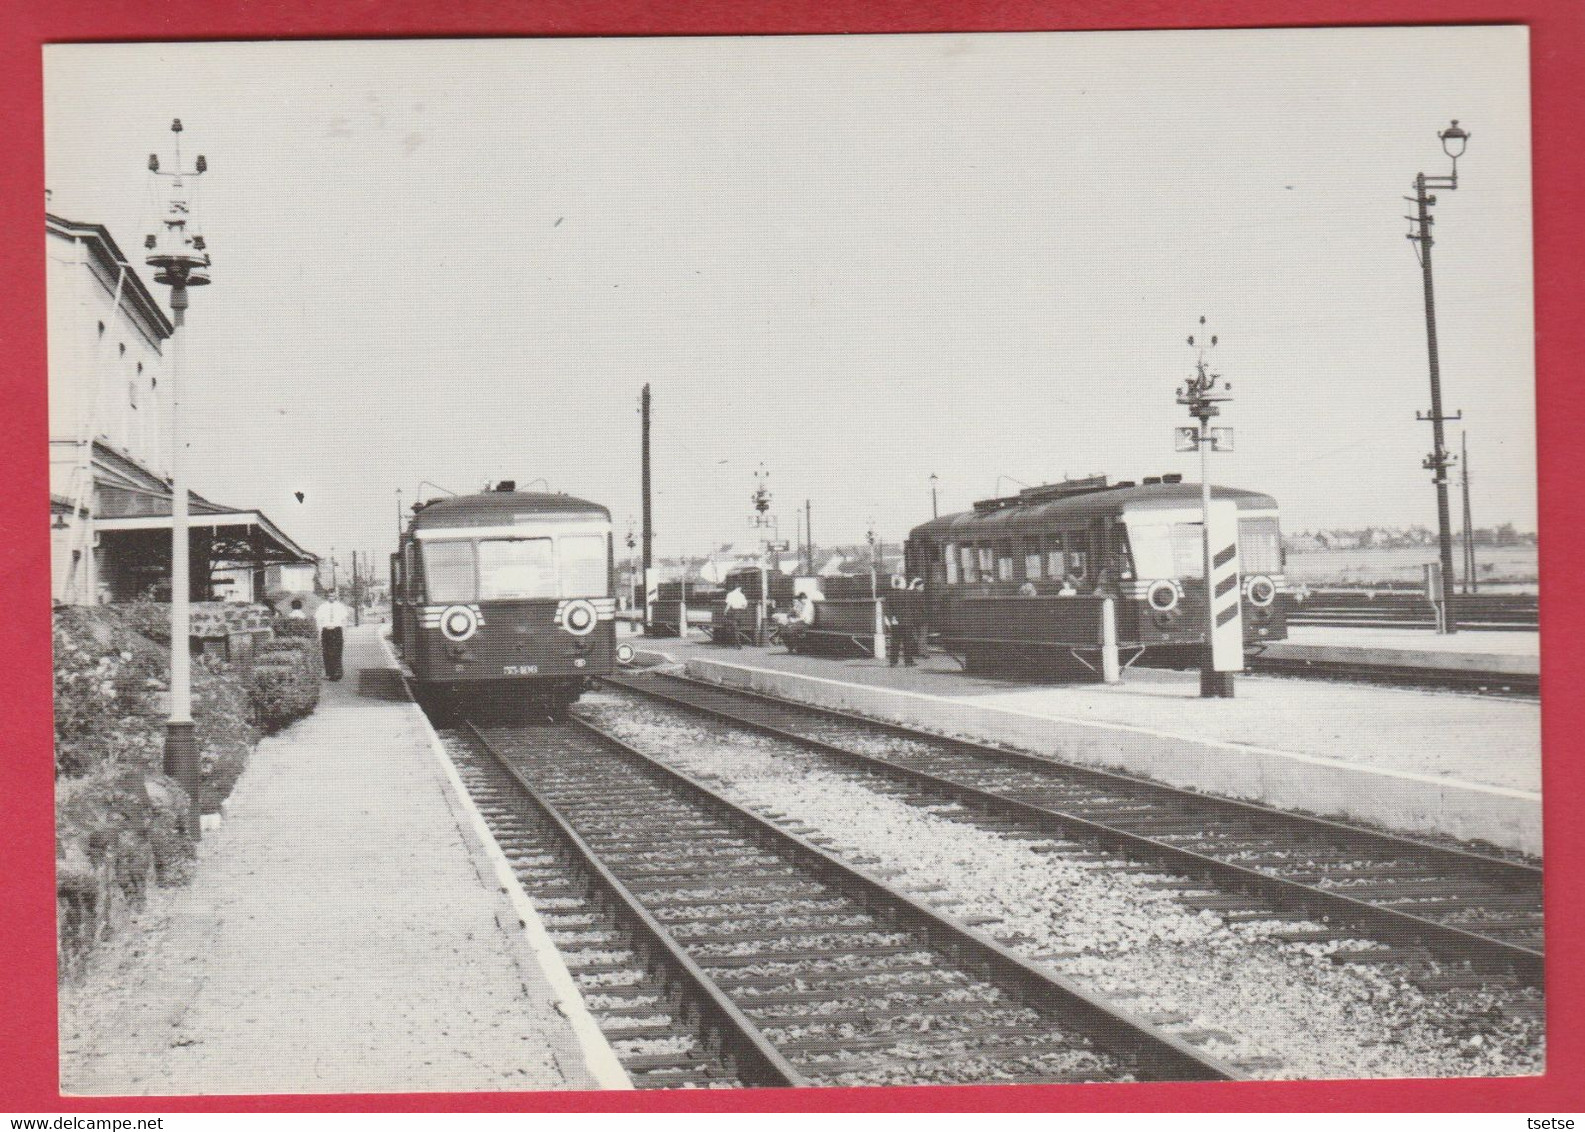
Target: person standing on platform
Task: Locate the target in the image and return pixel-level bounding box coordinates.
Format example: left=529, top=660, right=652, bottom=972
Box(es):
left=315, top=590, right=351, bottom=681
left=723, top=586, right=748, bottom=647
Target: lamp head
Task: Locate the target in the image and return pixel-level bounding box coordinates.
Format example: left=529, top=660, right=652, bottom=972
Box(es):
left=1439, top=119, right=1469, bottom=160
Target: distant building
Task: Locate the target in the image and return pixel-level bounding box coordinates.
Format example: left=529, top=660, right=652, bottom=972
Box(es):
left=47, top=211, right=315, bottom=605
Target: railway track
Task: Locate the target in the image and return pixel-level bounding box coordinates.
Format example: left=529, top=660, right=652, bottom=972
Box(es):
left=444, top=717, right=1249, bottom=1088
left=602, top=671, right=1545, bottom=993
left=1245, top=654, right=1538, bottom=697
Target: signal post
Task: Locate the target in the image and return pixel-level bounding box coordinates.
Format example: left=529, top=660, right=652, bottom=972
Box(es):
left=1175, top=318, right=1240, bottom=699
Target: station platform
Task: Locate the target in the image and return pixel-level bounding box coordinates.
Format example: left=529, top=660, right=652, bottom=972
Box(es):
left=1259, top=625, right=1539, bottom=677
left=630, top=630, right=1543, bottom=857
left=60, top=624, right=627, bottom=1096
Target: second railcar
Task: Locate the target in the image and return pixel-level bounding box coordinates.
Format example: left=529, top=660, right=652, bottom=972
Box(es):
left=390, top=484, right=617, bottom=718
left=904, top=474, right=1288, bottom=672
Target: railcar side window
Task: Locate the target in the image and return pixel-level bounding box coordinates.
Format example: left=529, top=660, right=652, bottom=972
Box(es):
left=422, top=540, right=477, bottom=603
left=1046, top=535, right=1065, bottom=580
left=1068, top=547, right=1089, bottom=581
left=997, top=553, right=1015, bottom=582
left=1239, top=518, right=1283, bottom=574
left=1024, top=543, right=1043, bottom=580
left=960, top=545, right=978, bottom=583
left=478, top=538, right=556, bottom=599
left=977, top=547, right=994, bottom=576
left=404, top=544, right=419, bottom=602
left=558, top=534, right=609, bottom=597
left=944, top=543, right=959, bottom=585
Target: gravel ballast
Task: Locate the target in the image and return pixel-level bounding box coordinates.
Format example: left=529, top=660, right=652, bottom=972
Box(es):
left=581, top=693, right=1544, bottom=1081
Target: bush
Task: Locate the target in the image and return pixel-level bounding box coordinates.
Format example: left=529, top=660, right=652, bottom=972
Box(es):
left=53, top=603, right=274, bottom=972
left=248, top=644, right=320, bottom=732
left=273, top=615, right=319, bottom=641
left=193, top=655, right=259, bottom=811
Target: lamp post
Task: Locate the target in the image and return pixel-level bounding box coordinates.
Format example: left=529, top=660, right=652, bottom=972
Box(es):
left=1175, top=317, right=1236, bottom=699
left=146, top=119, right=211, bottom=838
left=930, top=474, right=939, bottom=520
left=1406, top=120, right=1470, bottom=634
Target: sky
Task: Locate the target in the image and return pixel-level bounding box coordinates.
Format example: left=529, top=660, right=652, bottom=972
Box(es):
left=43, top=28, right=1536, bottom=568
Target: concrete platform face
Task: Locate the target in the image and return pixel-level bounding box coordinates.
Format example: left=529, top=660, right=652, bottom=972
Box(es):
left=640, top=635, right=1542, bottom=856
left=60, top=625, right=623, bottom=1096
left=1264, top=626, right=1539, bottom=675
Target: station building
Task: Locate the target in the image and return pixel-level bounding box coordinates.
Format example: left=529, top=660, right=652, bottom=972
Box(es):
left=47, top=209, right=316, bottom=607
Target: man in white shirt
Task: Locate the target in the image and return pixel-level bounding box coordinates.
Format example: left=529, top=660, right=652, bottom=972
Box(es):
left=314, top=590, right=351, bottom=681
left=722, top=587, right=748, bottom=647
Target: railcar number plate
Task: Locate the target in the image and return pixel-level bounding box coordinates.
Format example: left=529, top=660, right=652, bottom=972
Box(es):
left=502, top=664, right=540, bottom=675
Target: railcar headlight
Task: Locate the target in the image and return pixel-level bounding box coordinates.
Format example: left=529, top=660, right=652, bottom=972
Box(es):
left=1245, top=575, right=1276, bottom=607
left=440, top=605, right=478, bottom=642
left=616, top=643, right=636, bottom=665
left=1147, top=580, right=1180, bottom=612
left=561, top=599, right=597, bottom=636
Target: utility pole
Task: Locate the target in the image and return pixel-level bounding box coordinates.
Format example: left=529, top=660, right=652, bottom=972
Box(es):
left=146, top=119, right=212, bottom=838
left=641, top=384, right=652, bottom=629
left=1406, top=120, right=1471, bottom=632
left=930, top=473, right=939, bottom=520
left=867, top=523, right=878, bottom=600
left=805, top=498, right=813, bottom=576
left=1461, top=431, right=1477, bottom=594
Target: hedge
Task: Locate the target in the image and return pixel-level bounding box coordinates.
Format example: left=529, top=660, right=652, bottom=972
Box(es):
left=248, top=625, right=321, bottom=731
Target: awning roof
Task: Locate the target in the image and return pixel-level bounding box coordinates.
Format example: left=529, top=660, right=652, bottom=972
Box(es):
left=95, top=508, right=317, bottom=568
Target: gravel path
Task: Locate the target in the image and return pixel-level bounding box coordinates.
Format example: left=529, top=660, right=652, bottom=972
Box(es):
left=581, top=692, right=1544, bottom=1081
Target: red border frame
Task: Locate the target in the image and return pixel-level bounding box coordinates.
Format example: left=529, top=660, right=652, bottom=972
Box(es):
left=3, top=1, right=1580, bottom=1114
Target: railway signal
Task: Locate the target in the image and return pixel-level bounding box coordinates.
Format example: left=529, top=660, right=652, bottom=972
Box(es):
left=146, top=119, right=212, bottom=837
left=1175, top=317, right=1240, bottom=699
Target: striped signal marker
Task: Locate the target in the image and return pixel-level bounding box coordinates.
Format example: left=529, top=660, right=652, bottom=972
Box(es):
left=1207, top=500, right=1244, bottom=672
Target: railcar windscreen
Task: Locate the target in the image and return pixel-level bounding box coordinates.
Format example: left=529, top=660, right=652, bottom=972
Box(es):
left=1126, top=522, right=1206, bottom=579
left=479, top=538, right=556, bottom=599
left=422, top=540, right=476, bottom=603
left=557, top=534, right=608, bottom=597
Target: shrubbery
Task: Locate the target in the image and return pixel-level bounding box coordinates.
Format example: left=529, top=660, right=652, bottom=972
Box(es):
left=54, top=603, right=321, bottom=972
left=247, top=624, right=321, bottom=731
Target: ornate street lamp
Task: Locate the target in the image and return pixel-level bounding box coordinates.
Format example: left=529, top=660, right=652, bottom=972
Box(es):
left=146, top=119, right=212, bottom=837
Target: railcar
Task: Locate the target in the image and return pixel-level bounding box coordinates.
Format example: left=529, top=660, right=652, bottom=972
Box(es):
left=390, top=483, right=621, bottom=719
left=903, top=474, right=1288, bottom=674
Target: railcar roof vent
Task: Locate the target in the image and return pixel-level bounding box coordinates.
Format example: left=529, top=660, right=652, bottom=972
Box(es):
left=1115, top=480, right=1136, bottom=488
left=1014, top=475, right=1111, bottom=504
left=494, top=480, right=516, bottom=492
left=1143, top=476, right=1162, bottom=485
left=1162, top=473, right=1184, bottom=484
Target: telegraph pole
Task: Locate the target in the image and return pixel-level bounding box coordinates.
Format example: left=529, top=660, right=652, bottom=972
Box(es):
left=1406, top=120, right=1470, bottom=632
left=146, top=119, right=212, bottom=838
left=805, top=498, right=813, bottom=575
left=641, top=384, right=652, bottom=629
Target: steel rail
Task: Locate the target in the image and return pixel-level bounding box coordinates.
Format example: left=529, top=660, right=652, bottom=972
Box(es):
left=557, top=713, right=1244, bottom=1083
left=1247, top=655, right=1538, bottom=696
left=603, top=672, right=1544, bottom=986
left=458, top=720, right=807, bottom=1088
